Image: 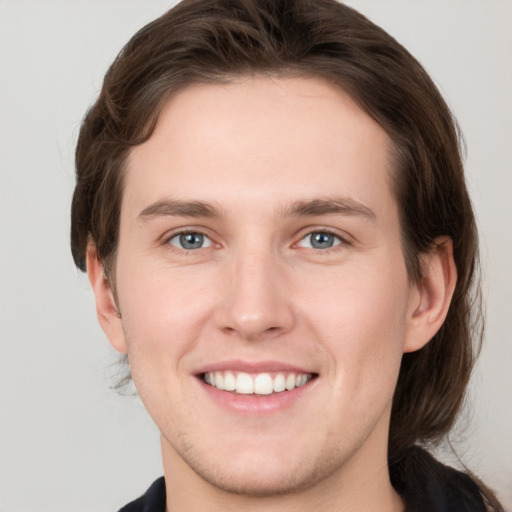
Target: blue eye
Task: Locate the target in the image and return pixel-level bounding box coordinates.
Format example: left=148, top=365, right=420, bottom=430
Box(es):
left=169, top=232, right=213, bottom=250
left=298, top=231, right=342, bottom=249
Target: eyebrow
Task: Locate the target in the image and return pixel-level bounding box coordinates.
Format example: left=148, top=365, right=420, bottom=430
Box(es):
left=137, top=196, right=376, bottom=222
left=283, top=197, right=377, bottom=220
left=137, top=199, right=222, bottom=221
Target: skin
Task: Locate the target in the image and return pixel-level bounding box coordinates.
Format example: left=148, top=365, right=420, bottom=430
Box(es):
left=88, top=76, right=456, bottom=512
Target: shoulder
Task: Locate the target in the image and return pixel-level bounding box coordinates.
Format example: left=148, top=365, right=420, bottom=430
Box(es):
left=117, top=477, right=166, bottom=512
left=390, top=446, right=491, bottom=512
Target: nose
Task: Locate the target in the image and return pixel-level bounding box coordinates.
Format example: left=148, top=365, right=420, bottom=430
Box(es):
left=215, top=247, right=295, bottom=342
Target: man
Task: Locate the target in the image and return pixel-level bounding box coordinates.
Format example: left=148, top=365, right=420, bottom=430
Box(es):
left=70, top=1, right=504, bottom=510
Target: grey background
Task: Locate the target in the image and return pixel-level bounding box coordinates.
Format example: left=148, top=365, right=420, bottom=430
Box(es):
left=1, top=1, right=511, bottom=510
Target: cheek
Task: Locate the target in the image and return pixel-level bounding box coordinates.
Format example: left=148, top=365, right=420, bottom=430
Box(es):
left=300, top=261, right=410, bottom=387
left=114, top=267, right=214, bottom=417
left=114, top=254, right=226, bottom=371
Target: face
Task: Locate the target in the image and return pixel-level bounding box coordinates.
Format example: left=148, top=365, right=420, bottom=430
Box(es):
left=98, top=77, right=429, bottom=495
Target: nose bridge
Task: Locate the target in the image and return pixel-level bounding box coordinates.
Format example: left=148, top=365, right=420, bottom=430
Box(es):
left=217, top=237, right=293, bottom=340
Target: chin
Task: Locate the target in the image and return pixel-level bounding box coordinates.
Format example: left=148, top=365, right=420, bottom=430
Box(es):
left=175, top=435, right=345, bottom=497
left=191, top=463, right=328, bottom=497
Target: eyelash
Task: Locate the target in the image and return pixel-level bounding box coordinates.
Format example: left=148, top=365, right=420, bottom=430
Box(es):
left=163, top=227, right=350, bottom=253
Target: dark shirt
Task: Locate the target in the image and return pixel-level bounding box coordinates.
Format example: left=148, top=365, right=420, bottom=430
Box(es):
left=117, top=448, right=488, bottom=512
left=118, top=477, right=166, bottom=512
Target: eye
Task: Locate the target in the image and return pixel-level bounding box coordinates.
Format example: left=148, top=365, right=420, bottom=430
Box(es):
left=297, top=231, right=343, bottom=250
left=168, top=232, right=213, bottom=250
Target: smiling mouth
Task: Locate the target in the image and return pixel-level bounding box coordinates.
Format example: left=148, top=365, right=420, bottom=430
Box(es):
left=201, top=371, right=316, bottom=395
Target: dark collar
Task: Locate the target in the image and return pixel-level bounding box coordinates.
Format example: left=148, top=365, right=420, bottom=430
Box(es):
left=117, top=476, right=166, bottom=512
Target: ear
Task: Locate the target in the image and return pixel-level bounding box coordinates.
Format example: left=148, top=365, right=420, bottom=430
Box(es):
left=86, top=244, right=128, bottom=354
left=403, top=237, right=457, bottom=353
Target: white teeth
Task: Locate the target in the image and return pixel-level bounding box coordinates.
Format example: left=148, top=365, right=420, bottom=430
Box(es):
left=215, top=371, right=224, bottom=389
left=254, top=373, right=273, bottom=395
left=203, top=370, right=312, bottom=394
left=285, top=373, right=296, bottom=390
left=273, top=373, right=286, bottom=392
left=223, top=371, right=236, bottom=391
left=236, top=372, right=254, bottom=394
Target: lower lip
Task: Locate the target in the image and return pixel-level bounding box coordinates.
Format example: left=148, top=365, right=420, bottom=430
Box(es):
left=197, top=378, right=316, bottom=415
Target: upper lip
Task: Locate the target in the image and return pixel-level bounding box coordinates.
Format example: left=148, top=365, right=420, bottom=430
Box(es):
left=194, top=359, right=316, bottom=375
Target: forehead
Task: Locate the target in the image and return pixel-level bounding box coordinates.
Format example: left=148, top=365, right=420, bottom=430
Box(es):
left=124, top=76, right=395, bottom=218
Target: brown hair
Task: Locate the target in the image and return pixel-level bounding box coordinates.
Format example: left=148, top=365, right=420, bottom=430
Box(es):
left=70, top=1, right=500, bottom=508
